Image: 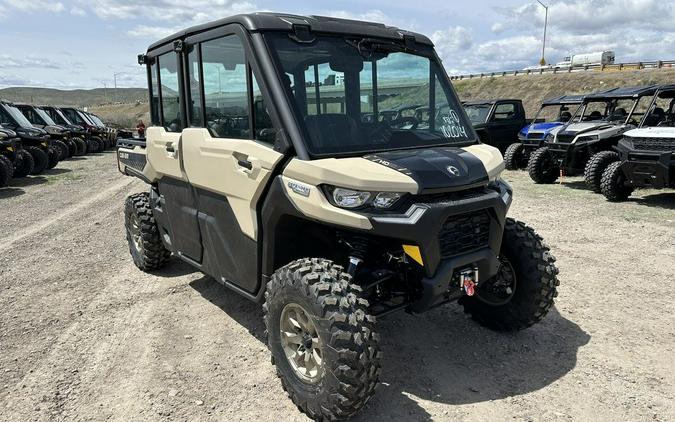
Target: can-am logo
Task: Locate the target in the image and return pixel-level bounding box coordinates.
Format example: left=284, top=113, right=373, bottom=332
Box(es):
left=447, top=165, right=461, bottom=176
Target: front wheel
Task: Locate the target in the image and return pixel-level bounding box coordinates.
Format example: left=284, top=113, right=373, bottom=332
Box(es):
left=124, top=192, right=171, bottom=271
left=584, top=150, right=619, bottom=193
left=26, top=146, right=49, bottom=175
left=527, top=147, right=559, bottom=183
left=601, top=161, right=633, bottom=202
left=51, top=139, right=69, bottom=161
left=47, top=146, right=59, bottom=169
left=13, top=150, right=34, bottom=177
left=504, top=143, right=527, bottom=170
left=0, top=156, right=11, bottom=187
left=460, top=218, right=560, bottom=331
left=263, top=258, right=381, bottom=421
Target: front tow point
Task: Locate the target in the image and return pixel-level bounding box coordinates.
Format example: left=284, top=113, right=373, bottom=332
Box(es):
left=460, top=267, right=479, bottom=296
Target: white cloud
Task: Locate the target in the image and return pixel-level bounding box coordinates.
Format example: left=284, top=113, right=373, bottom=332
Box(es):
left=3, top=0, right=65, bottom=13
left=490, top=22, right=505, bottom=34
left=70, top=6, right=86, bottom=16
left=0, top=55, right=63, bottom=69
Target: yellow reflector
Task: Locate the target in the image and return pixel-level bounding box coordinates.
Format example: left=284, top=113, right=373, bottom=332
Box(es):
left=7, top=147, right=13, bottom=151
left=403, top=244, right=424, bottom=266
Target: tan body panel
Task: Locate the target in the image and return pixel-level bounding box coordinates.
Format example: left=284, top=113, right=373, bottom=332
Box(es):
left=181, top=128, right=283, bottom=239
left=146, top=127, right=184, bottom=180
left=461, top=144, right=505, bottom=181
left=284, top=157, right=419, bottom=194
left=117, top=144, right=160, bottom=182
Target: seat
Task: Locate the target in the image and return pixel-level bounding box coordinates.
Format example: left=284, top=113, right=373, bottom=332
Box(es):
left=588, top=110, right=603, bottom=121
left=304, top=114, right=363, bottom=151
left=560, top=111, right=572, bottom=122
left=644, top=107, right=665, bottom=127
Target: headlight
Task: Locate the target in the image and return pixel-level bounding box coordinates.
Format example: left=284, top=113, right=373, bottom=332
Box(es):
left=576, top=135, right=599, bottom=143
left=332, top=188, right=371, bottom=208
left=329, top=187, right=403, bottom=209
left=545, top=133, right=554, bottom=142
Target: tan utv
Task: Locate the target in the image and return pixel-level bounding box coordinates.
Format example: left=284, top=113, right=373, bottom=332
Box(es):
left=118, top=13, right=560, bottom=421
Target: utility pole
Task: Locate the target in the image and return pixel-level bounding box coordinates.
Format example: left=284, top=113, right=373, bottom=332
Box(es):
left=103, top=82, right=108, bottom=104
left=113, top=72, right=123, bottom=103
left=537, top=0, right=549, bottom=66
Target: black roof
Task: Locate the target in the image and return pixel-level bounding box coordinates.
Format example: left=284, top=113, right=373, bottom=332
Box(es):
left=585, top=85, right=660, bottom=100
left=462, top=99, right=520, bottom=106
left=541, top=94, right=586, bottom=106
left=148, top=12, right=433, bottom=52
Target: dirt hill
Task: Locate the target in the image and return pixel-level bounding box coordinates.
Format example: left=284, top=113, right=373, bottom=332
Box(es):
left=0, top=87, right=147, bottom=108
left=453, top=68, right=675, bottom=117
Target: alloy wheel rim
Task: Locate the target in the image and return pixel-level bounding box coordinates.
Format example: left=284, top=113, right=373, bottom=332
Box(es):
left=279, top=303, right=323, bottom=383
left=476, top=254, right=517, bottom=306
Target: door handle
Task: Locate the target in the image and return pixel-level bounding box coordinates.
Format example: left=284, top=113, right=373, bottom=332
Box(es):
left=237, top=158, right=253, bottom=170
left=165, top=144, right=175, bottom=153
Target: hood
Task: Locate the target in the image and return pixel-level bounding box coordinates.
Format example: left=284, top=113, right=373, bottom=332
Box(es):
left=561, top=121, right=616, bottom=134
left=45, top=125, right=67, bottom=135
left=15, top=126, right=47, bottom=137
left=521, top=122, right=564, bottom=135
left=363, top=146, right=493, bottom=194
left=0, top=127, right=17, bottom=138
left=624, top=126, right=675, bottom=138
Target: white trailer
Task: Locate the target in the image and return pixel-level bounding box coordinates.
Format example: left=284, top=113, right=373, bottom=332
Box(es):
left=555, top=51, right=615, bottom=68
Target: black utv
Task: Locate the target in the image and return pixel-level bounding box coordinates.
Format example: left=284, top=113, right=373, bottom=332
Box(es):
left=0, top=127, right=17, bottom=186
left=601, top=84, right=675, bottom=201
left=527, top=85, right=659, bottom=192
left=0, top=125, right=34, bottom=178
left=0, top=101, right=58, bottom=174
left=15, top=103, right=74, bottom=160
left=60, top=107, right=105, bottom=153
left=41, top=105, right=89, bottom=156
left=118, top=13, right=560, bottom=421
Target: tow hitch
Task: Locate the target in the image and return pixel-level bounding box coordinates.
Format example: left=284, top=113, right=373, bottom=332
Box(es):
left=459, top=267, right=479, bottom=296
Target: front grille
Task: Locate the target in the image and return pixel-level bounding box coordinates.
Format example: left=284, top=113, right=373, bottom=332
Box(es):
left=627, top=136, right=675, bottom=152
left=439, top=211, right=491, bottom=259
left=527, top=132, right=544, bottom=140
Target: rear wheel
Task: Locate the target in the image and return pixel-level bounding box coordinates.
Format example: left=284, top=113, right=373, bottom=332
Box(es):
left=26, top=146, right=48, bottom=175
left=504, top=143, right=528, bottom=170
left=527, top=147, right=559, bottom=183
left=0, top=155, right=14, bottom=179
left=460, top=218, right=559, bottom=331
left=124, top=192, right=171, bottom=271
left=13, top=150, right=34, bottom=177
left=264, top=258, right=381, bottom=421
left=47, top=147, right=59, bottom=169
left=87, top=138, right=101, bottom=154
left=584, top=151, right=619, bottom=193
left=65, top=139, right=77, bottom=157
left=72, top=137, right=87, bottom=156
left=0, top=157, right=10, bottom=187
left=601, top=161, right=634, bottom=202
left=51, top=139, right=69, bottom=161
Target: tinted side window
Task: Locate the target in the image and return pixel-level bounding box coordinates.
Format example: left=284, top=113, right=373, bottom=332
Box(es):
left=150, top=60, right=160, bottom=125
left=187, top=44, right=203, bottom=127
left=201, top=35, right=249, bottom=139
left=0, top=109, right=13, bottom=126
left=493, top=103, right=517, bottom=120
left=158, top=52, right=182, bottom=132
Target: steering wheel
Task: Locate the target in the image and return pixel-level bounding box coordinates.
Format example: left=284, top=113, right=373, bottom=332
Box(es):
left=389, top=116, right=419, bottom=130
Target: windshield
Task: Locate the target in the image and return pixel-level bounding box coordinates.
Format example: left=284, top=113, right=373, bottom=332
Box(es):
left=463, top=104, right=492, bottom=124
left=574, top=99, right=639, bottom=124
left=35, top=108, right=57, bottom=126
left=266, top=34, right=474, bottom=156
left=52, top=109, right=72, bottom=125
left=532, top=104, right=576, bottom=124
left=4, top=105, right=34, bottom=128
left=89, top=115, right=104, bottom=125
left=640, top=89, right=675, bottom=127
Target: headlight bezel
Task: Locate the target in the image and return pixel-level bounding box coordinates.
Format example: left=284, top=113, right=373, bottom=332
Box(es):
left=323, top=185, right=405, bottom=211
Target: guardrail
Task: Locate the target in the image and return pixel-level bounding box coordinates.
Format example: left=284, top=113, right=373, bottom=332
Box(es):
left=450, top=60, right=675, bottom=80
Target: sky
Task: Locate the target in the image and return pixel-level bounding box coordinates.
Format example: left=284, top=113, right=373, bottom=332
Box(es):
left=0, top=0, right=674, bottom=90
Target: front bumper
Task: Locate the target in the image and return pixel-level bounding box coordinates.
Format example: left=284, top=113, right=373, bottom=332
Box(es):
left=366, top=182, right=512, bottom=311
left=620, top=151, right=675, bottom=189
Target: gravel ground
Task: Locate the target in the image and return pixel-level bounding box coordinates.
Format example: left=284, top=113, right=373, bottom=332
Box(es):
left=0, top=152, right=673, bottom=422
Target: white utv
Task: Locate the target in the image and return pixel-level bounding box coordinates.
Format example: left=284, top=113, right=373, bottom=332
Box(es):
left=117, top=13, right=560, bottom=421
left=527, top=85, right=659, bottom=192
left=602, top=84, right=675, bottom=201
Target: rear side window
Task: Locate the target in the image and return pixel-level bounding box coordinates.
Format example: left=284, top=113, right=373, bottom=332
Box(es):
left=201, top=35, right=249, bottom=139
left=158, top=52, right=182, bottom=132
left=187, top=44, right=203, bottom=127
left=150, top=60, right=160, bottom=125
left=493, top=103, right=517, bottom=121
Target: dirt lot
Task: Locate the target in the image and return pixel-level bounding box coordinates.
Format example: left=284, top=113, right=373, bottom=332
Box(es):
left=0, top=152, right=673, bottom=422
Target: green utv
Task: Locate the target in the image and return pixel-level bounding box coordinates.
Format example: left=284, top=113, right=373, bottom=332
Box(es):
left=118, top=13, right=560, bottom=421
left=0, top=100, right=58, bottom=174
